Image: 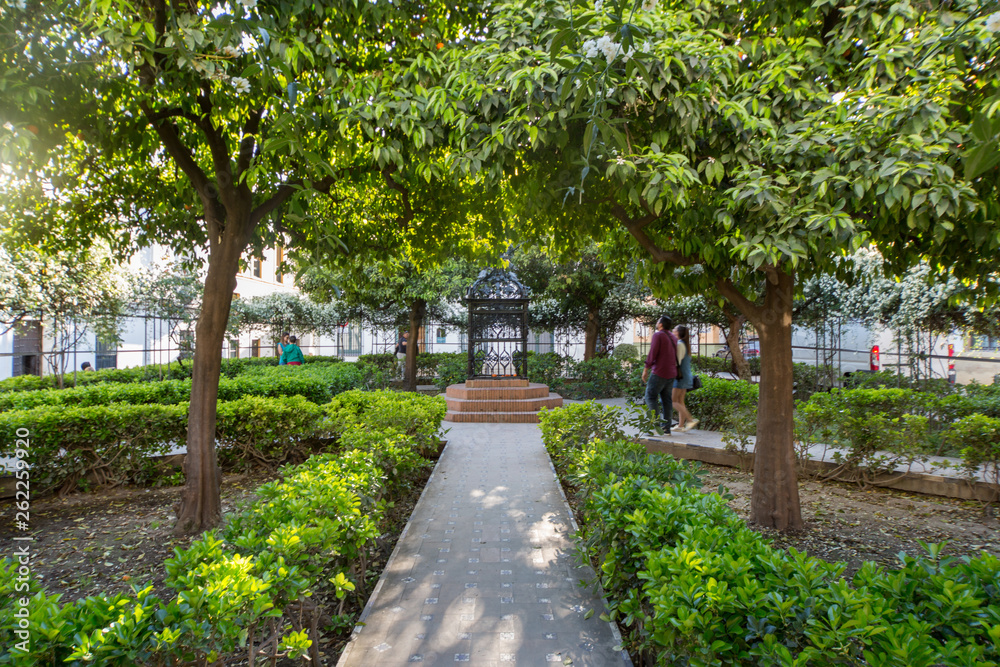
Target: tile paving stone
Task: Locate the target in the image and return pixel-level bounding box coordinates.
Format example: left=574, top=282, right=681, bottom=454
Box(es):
left=337, top=422, right=629, bottom=667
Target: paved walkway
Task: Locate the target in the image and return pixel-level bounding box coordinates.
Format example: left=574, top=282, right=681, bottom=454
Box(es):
left=337, top=422, right=629, bottom=667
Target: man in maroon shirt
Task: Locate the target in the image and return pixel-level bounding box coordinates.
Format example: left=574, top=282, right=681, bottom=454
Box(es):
left=641, top=315, right=679, bottom=435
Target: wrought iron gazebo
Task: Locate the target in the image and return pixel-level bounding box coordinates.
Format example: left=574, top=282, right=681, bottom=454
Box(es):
left=465, top=267, right=530, bottom=379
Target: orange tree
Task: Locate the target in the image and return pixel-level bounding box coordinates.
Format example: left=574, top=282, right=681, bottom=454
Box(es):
left=0, top=0, right=487, bottom=532
left=430, top=0, right=1000, bottom=529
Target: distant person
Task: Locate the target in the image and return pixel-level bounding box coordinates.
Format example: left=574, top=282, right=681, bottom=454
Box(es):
left=641, top=315, right=679, bottom=435
left=81, top=361, right=94, bottom=372
left=395, top=331, right=408, bottom=360
left=672, top=325, right=698, bottom=432
left=280, top=335, right=304, bottom=366
left=277, top=332, right=290, bottom=365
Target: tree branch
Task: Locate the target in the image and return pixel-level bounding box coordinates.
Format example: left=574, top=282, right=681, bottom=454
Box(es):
left=250, top=176, right=337, bottom=229
left=382, top=167, right=413, bottom=229
left=235, top=108, right=264, bottom=182
left=716, top=277, right=763, bottom=323
left=610, top=203, right=697, bottom=266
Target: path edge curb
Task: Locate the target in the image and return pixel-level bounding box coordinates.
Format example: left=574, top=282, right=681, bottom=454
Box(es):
left=335, top=440, right=450, bottom=667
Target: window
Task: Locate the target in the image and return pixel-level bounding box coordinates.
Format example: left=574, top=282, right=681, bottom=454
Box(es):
left=228, top=339, right=239, bottom=359
left=251, top=339, right=260, bottom=358
left=275, top=246, right=284, bottom=283
left=95, top=337, right=118, bottom=370
left=436, top=327, right=447, bottom=344
left=253, top=257, right=262, bottom=278
left=972, top=335, right=999, bottom=351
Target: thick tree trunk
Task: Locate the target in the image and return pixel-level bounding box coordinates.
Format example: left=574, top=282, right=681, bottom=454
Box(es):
left=749, top=269, right=803, bottom=531
left=405, top=298, right=426, bottom=392
left=583, top=306, right=600, bottom=361
left=174, top=236, right=242, bottom=535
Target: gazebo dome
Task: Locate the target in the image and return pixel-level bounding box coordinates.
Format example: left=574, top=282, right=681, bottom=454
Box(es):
left=465, top=267, right=530, bottom=301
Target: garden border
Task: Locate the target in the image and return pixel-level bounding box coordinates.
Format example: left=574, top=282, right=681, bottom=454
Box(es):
left=640, top=437, right=999, bottom=503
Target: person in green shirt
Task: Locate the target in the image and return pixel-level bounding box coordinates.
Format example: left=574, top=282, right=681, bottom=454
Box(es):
left=280, top=335, right=304, bottom=365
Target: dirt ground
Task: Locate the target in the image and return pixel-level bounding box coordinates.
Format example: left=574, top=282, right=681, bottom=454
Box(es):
left=699, top=464, right=1000, bottom=575
left=0, top=473, right=275, bottom=602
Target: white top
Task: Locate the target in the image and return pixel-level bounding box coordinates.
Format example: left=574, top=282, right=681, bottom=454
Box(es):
left=676, top=341, right=686, bottom=362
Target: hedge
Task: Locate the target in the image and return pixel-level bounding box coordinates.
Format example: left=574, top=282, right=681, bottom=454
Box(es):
left=0, top=392, right=444, bottom=666
left=538, top=404, right=1000, bottom=666
left=0, top=356, right=346, bottom=394
left=0, top=363, right=363, bottom=413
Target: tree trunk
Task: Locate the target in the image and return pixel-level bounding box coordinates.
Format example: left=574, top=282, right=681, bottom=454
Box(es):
left=748, top=269, right=803, bottom=531
left=173, top=235, right=243, bottom=535
left=404, top=298, right=426, bottom=392
left=723, top=311, right=751, bottom=381
left=583, top=306, right=600, bottom=361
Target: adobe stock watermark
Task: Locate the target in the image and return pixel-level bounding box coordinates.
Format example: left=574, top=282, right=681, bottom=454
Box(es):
left=10, top=427, right=32, bottom=655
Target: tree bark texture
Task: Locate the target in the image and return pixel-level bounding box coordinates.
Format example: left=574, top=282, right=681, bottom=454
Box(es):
left=747, top=269, right=803, bottom=531
left=723, top=309, right=751, bottom=381
left=405, top=298, right=426, bottom=392
left=173, top=229, right=244, bottom=534
left=583, top=306, right=600, bottom=361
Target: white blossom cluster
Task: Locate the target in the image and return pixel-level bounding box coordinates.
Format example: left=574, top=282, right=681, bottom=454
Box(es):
left=582, top=34, right=635, bottom=64
left=986, top=12, right=1000, bottom=33
left=2, top=0, right=27, bottom=9
left=641, top=0, right=657, bottom=11
left=230, top=77, right=251, bottom=94
left=222, top=45, right=242, bottom=58
left=238, top=0, right=257, bottom=9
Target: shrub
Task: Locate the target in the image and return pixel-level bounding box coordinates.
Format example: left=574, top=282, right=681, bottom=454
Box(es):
left=0, top=395, right=446, bottom=666
left=357, top=353, right=397, bottom=371
left=0, top=403, right=187, bottom=494
left=538, top=401, right=628, bottom=470
left=538, top=403, right=1000, bottom=666
left=433, top=353, right=468, bottom=389
left=526, top=351, right=569, bottom=387
left=612, top=343, right=639, bottom=359
left=691, top=354, right=730, bottom=376
left=950, top=414, right=1000, bottom=497
left=0, top=363, right=363, bottom=413
left=324, top=389, right=447, bottom=458
left=562, top=357, right=644, bottom=399
left=215, top=395, right=326, bottom=470
left=685, top=377, right=759, bottom=431
left=415, top=351, right=463, bottom=378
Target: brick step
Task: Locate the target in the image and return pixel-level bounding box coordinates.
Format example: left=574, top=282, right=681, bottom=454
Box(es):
left=465, top=378, right=529, bottom=388
left=446, top=383, right=551, bottom=400
left=445, top=394, right=564, bottom=413
left=444, top=410, right=543, bottom=423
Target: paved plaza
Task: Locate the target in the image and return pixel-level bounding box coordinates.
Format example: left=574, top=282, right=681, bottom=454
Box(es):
left=337, top=422, right=630, bottom=667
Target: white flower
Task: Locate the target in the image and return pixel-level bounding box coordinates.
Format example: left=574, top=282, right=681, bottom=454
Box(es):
left=986, top=12, right=1000, bottom=33
left=594, top=0, right=603, bottom=11
left=238, top=0, right=257, bottom=9
left=641, top=0, right=657, bottom=11
left=231, top=77, right=250, bottom=94
left=222, top=45, right=242, bottom=58
left=582, top=38, right=600, bottom=59
left=831, top=92, right=846, bottom=104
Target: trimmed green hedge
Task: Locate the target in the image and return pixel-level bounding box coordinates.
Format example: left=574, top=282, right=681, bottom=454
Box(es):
left=0, top=393, right=444, bottom=665
left=0, top=363, right=362, bottom=413
left=538, top=404, right=1000, bottom=666
left=0, top=356, right=346, bottom=394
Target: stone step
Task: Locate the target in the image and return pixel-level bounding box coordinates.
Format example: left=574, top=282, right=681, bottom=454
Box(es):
left=443, top=410, right=543, bottom=423
left=445, top=382, right=551, bottom=400
left=445, top=394, right=564, bottom=413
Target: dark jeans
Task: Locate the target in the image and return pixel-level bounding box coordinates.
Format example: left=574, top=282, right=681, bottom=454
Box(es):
left=644, top=373, right=673, bottom=434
